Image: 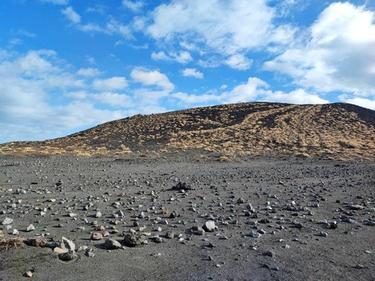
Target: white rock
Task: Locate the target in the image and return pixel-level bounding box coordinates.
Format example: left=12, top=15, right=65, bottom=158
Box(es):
left=26, top=224, right=35, bottom=232
left=1, top=217, right=13, bottom=225
left=202, top=221, right=217, bottom=232
left=61, top=237, right=76, bottom=252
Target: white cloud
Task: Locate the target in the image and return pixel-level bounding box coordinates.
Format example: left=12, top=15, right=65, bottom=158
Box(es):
left=261, top=89, right=328, bottom=104
left=65, top=91, right=88, bottom=100
left=264, top=2, right=375, bottom=97
left=92, top=77, right=128, bottom=91
left=40, top=0, right=69, bottom=5
left=93, top=92, right=131, bottom=107
left=225, top=77, right=267, bottom=103
left=151, top=50, right=192, bottom=64
left=340, top=97, right=375, bottom=110
left=182, top=68, right=204, bottom=79
left=61, top=6, right=81, bottom=24
left=61, top=9, right=132, bottom=39
left=16, top=49, right=57, bottom=74
left=171, top=77, right=328, bottom=107
left=225, top=54, right=252, bottom=70
left=146, top=0, right=295, bottom=69
left=131, top=68, right=174, bottom=92
left=78, top=23, right=105, bottom=33
left=77, top=67, right=100, bottom=77
left=122, top=0, right=144, bottom=12
left=151, top=51, right=169, bottom=61
left=105, top=19, right=132, bottom=38
left=0, top=49, right=124, bottom=142
left=174, top=51, right=192, bottom=64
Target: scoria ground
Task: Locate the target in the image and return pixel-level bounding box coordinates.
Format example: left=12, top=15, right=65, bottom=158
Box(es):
left=0, top=154, right=374, bottom=281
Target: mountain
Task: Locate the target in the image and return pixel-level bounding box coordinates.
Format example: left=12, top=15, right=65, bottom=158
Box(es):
left=1, top=102, right=374, bottom=159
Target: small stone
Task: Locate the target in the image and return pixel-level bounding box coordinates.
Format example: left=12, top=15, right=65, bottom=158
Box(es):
left=58, top=251, right=77, bottom=262
left=61, top=237, right=75, bottom=252
left=103, top=239, right=122, bottom=250
left=165, top=231, right=175, bottom=239
left=349, top=205, right=365, bottom=210
left=90, top=231, right=103, bottom=241
left=53, top=247, right=67, bottom=254
left=26, top=224, right=35, bottom=232
left=1, top=217, right=13, bottom=225
left=85, top=248, right=95, bottom=257
left=123, top=233, right=145, bottom=247
left=202, top=221, right=217, bottom=232
left=327, top=220, right=338, bottom=229
left=190, top=226, right=205, bottom=235
left=171, top=182, right=192, bottom=191
left=246, top=231, right=261, bottom=238
left=23, top=271, right=33, bottom=278
left=25, top=236, right=47, bottom=248
left=150, top=236, right=163, bottom=243
left=237, top=198, right=245, bottom=204
left=263, top=250, right=275, bottom=257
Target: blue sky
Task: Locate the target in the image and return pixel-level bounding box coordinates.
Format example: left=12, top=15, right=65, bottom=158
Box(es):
left=0, top=0, right=374, bottom=142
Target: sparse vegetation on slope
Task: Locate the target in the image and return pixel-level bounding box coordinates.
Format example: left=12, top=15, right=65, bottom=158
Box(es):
left=0, top=102, right=374, bottom=159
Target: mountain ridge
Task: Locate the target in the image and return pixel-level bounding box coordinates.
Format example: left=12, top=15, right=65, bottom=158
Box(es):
left=1, top=102, right=374, bottom=159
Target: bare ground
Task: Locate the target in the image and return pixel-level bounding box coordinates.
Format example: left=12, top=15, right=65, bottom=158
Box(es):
left=0, top=155, right=374, bottom=281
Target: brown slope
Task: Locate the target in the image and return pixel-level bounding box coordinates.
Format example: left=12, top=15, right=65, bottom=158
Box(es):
left=0, top=102, right=374, bottom=159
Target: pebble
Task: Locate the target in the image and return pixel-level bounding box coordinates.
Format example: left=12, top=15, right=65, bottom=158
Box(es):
left=85, top=248, right=95, bottom=257
left=263, top=250, right=275, bottom=257
left=90, top=231, right=103, bottom=241
left=61, top=237, right=75, bottom=252
left=190, top=226, right=205, bottom=235
left=123, top=233, right=145, bottom=247
left=202, top=221, right=217, bottom=232
left=23, top=271, right=33, bottom=278
left=26, top=224, right=35, bottom=232
left=25, top=236, right=47, bottom=248
left=1, top=217, right=13, bottom=225
left=103, top=239, right=122, bottom=250
left=58, top=251, right=77, bottom=262
left=150, top=236, right=163, bottom=243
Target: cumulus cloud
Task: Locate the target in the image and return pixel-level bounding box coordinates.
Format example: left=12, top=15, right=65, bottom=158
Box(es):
left=264, top=2, right=375, bottom=97
left=151, top=50, right=192, bottom=64
left=261, top=89, right=328, bottom=104
left=92, top=77, right=128, bottom=91
left=171, top=77, right=328, bottom=106
left=0, top=50, right=124, bottom=142
left=340, top=97, right=375, bottom=110
left=61, top=6, right=81, bottom=24
left=131, top=68, right=174, bottom=91
left=77, top=67, right=100, bottom=77
left=146, top=0, right=295, bottom=69
left=182, top=68, right=204, bottom=79
left=61, top=8, right=132, bottom=38
left=93, top=92, right=131, bottom=107
left=225, top=54, right=252, bottom=70
left=122, top=0, right=144, bottom=12
left=40, top=0, right=69, bottom=5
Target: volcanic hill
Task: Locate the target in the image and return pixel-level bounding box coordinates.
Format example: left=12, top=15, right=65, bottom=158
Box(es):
left=0, top=102, right=374, bottom=159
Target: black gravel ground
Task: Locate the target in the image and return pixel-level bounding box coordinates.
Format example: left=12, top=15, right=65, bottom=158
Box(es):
left=0, top=155, right=374, bottom=281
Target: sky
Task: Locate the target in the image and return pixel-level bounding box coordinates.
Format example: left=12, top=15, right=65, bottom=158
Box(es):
left=0, top=0, right=374, bottom=143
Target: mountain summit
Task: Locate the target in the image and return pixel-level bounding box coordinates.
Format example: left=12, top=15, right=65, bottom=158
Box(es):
left=1, top=102, right=374, bottom=159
